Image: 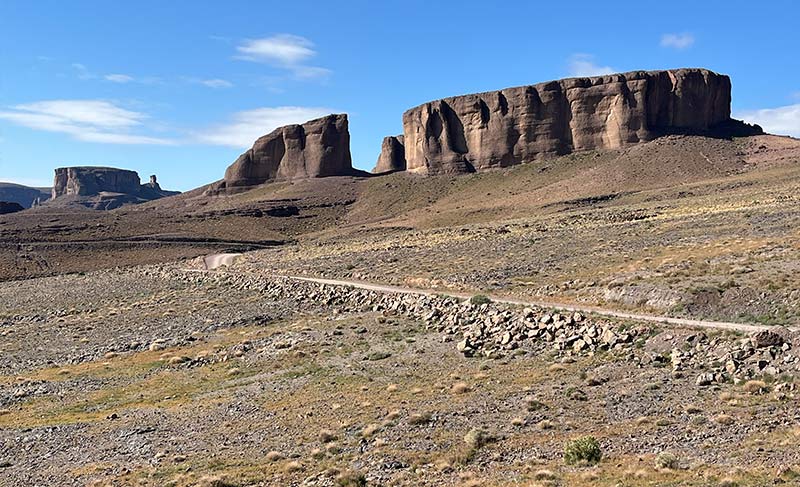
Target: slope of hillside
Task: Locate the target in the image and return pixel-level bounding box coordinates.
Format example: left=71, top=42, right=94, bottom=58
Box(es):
left=0, top=182, right=50, bottom=208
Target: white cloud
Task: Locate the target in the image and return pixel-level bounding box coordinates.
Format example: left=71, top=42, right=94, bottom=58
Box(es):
left=0, top=100, right=176, bottom=145
left=735, top=104, right=800, bottom=138
left=104, top=73, right=134, bottom=83
left=290, top=66, right=332, bottom=81
left=199, top=78, right=234, bottom=88
left=567, top=54, right=616, bottom=77
left=235, top=34, right=331, bottom=80
left=195, top=106, right=336, bottom=147
left=236, top=34, right=315, bottom=64
left=661, top=33, right=695, bottom=49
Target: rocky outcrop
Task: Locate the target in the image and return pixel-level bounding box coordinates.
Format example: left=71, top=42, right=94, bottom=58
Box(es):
left=402, top=68, right=760, bottom=175
left=213, top=114, right=357, bottom=191
left=49, top=167, right=179, bottom=210
left=0, top=201, right=24, bottom=215
left=372, top=135, right=406, bottom=173
left=52, top=167, right=141, bottom=198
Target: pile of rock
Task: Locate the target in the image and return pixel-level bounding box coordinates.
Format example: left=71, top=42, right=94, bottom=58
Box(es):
left=663, top=329, right=795, bottom=386
left=168, top=270, right=641, bottom=360
left=165, top=269, right=797, bottom=385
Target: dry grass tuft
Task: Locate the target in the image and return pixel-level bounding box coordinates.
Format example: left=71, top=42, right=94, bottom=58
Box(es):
left=714, top=414, right=736, bottom=425
left=283, top=460, right=303, bottom=473
left=742, top=380, right=769, bottom=394
left=265, top=451, right=284, bottom=462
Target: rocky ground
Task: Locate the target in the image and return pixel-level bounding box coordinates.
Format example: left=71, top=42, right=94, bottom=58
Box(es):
left=1, top=133, right=800, bottom=486
left=1, top=264, right=799, bottom=486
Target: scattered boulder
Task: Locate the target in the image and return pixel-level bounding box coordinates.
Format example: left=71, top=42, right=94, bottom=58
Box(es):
left=750, top=329, right=785, bottom=348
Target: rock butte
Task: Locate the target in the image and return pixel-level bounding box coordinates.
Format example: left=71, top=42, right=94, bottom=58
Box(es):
left=52, top=167, right=142, bottom=199
left=395, top=68, right=761, bottom=175
left=211, top=114, right=357, bottom=191
left=50, top=167, right=178, bottom=210
left=372, top=135, right=406, bottom=173
left=210, top=68, right=762, bottom=184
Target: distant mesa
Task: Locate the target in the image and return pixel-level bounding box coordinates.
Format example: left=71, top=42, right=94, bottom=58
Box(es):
left=379, top=68, right=762, bottom=175
left=372, top=135, right=406, bottom=174
left=0, top=201, right=25, bottom=215
left=0, top=182, right=51, bottom=208
left=209, top=114, right=368, bottom=193
left=49, top=167, right=179, bottom=210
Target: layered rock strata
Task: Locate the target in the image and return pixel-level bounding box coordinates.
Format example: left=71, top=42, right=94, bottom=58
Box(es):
left=401, top=68, right=755, bottom=175
left=215, top=114, right=355, bottom=190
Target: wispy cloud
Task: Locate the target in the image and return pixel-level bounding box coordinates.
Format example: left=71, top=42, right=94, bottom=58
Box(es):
left=735, top=104, right=800, bottom=138
left=0, top=100, right=176, bottom=145
left=73, top=64, right=160, bottom=85
left=104, top=73, right=134, bottom=83
left=235, top=34, right=331, bottom=80
left=195, top=78, right=234, bottom=89
left=72, top=63, right=95, bottom=80
left=567, top=54, right=616, bottom=77
left=195, top=106, right=336, bottom=147
left=660, top=33, right=695, bottom=49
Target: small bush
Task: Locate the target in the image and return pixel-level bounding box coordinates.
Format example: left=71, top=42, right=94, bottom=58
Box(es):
left=470, top=295, right=492, bottom=305
left=409, top=412, right=431, bottom=425
left=565, top=387, right=588, bottom=401
left=742, top=380, right=769, bottom=394
left=335, top=472, right=368, bottom=487
left=655, top=452, right=679, bottom=469
left=564, top=436, right=602, bottom=465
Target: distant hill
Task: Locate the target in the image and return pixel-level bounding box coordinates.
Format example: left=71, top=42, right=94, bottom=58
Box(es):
left=0, top=182, right=50, bottom=208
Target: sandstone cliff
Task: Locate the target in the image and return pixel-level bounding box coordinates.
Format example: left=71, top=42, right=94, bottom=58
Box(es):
left=214, top=114, right=356, bottom=191
left=401, top=68, right=759, bottom=175
left=50, top=167, right=179, bottom=210
left=52, top=167, right=141, bottom=198
left=372, top=135, right=406, bottom=173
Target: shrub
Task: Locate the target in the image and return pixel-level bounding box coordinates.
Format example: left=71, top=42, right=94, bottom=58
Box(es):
left=564, top=436, right=602, bottom=465
left=742, top=380, right=769, bottom=394
left=335, top=472, right=368, bottom=487
left=655, top=452, right=679, bottom=469
left=470, top=295, right=492, bottom=305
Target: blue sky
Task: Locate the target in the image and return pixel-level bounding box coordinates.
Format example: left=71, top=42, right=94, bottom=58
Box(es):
left=1, top=0, right=798, bottom=190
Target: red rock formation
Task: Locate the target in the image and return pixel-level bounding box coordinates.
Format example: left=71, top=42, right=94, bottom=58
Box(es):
left=372, top=135, right=406, bottom=173
left=218, top=114, right=354, bottom=189
left=52, top=167, right=141, bottom=198
left=401, top=69, right=754, bottom=175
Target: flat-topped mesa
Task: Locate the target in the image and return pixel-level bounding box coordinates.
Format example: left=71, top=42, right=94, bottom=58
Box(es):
left=52, top=167, right=141, bottom=198
left=50, top=167, right=179, bottom=210
left=372, top=135, right=406, bottom=173
left=402, top=68, right=760, bottom=175
left=215, top=113, right=355, bottom=191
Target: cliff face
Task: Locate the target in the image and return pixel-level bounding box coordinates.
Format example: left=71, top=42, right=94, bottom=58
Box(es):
left=219, top=114, right=354, bottom=189
left=401, top=69, right=741, bottom=175
left=372, top=135, right=406, bottom=173
left=52, top=167, right=141, bottom=198
left=50, top=167, right=178, bottom=210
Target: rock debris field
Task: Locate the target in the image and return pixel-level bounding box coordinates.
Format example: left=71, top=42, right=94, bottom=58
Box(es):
left=1, top=263, right=799, bottom=486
